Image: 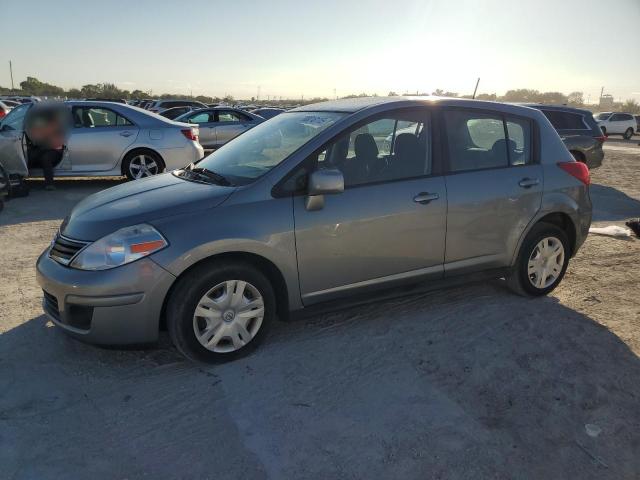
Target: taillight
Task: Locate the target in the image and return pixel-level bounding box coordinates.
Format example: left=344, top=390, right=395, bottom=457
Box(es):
left=0, top=110, right=6, bottom=119
left=558, top=161, right=590, bottom=185
left=181, top=128, right=198, bottom=141
left=594, top=135, right=607, bottom=144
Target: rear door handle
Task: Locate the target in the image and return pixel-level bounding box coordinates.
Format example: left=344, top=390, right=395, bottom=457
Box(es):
left=119, top=131, right=134, bottom=137
left=518, top=178, right=539, bottom=188
left=413, top=192, right=439, bottom=204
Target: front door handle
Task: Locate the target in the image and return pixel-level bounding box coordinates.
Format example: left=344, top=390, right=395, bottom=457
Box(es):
left=413, top=192, right=439, bottom=204
left=518, top=178, right=539, bottom=188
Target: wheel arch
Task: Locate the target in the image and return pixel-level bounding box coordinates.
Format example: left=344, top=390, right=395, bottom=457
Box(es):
left=159, top=251, right=290, bottom=331
left=569, top=149, right=585, bottom=163
left=512, top=210, right=579, bottom=266
left=535, top=212, right=576, bottom=255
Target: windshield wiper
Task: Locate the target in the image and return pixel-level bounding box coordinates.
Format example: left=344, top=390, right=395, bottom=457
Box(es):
left=181, top=163, right=232, bottom=186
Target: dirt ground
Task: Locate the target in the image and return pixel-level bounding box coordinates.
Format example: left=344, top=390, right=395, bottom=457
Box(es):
left=1, top=139, right=639, bottom=479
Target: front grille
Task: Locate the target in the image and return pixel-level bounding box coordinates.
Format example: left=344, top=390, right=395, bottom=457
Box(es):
left=49, top=233, right=88, bottom=265
left=43, top=290, right=60, bottom=321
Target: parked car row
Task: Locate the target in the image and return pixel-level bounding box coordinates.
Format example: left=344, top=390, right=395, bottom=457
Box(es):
left=0, top=101, right=203, bottom=183
left=174, top=107, right=264, bottom=149
left=0, top=95, right=42, bottom=104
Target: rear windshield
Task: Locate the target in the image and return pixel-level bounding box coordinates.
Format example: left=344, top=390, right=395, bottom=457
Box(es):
left=541, top=110, right=587, bottom=130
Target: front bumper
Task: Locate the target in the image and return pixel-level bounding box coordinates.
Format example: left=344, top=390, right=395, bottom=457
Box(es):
left=36, top=250, right=176, bottom=345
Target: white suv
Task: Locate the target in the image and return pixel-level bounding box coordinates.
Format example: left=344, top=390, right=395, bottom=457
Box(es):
left=594, top=112, right=636, bottom=139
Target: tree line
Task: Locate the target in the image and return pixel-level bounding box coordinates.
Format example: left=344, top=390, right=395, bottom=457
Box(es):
left=2, top=77, right=639, bottom=113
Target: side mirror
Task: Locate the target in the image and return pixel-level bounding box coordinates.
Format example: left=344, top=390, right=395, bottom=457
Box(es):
left=305, top=169, right=344, bottom=211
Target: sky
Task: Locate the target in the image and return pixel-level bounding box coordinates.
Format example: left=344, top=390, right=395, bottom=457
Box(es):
left=3, top=0, right=639, bottom=102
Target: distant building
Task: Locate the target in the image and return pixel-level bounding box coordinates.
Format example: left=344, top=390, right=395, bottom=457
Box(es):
left=599, top=94, right=614, bottom=110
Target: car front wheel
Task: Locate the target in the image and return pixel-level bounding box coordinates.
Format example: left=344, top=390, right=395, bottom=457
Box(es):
left=167, top=261, right=275, bottom=363
left=506, top=222, right=570, bottom=296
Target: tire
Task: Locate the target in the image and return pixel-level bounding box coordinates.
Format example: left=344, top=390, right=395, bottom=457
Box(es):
left=122, top=150, right=165, bottom=180
left=167, top=261, right=275, bottom=363
left=506, top=222, right=570, bottom=297
left=623, top=128, right=634, bottom=140
left=600, top=126, right=607, bottom=135
left=570, top=151, right=585, bottom=163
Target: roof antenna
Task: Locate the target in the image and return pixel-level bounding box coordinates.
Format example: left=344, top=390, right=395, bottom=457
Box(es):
left=472, top=77, right=480, bottom=99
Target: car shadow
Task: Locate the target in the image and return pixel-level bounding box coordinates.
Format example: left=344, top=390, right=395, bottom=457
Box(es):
left=2, top=280, right=639, bottom=479
left=0, top=178, right=124, bottom=227
left=590, top=183, right=640, bottom=222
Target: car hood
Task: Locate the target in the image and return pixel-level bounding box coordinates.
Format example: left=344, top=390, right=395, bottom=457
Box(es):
left=62, top=173, right=235, bottom=241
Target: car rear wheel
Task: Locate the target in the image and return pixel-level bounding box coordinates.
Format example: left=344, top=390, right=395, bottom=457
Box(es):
left=167, top=261, right=275, bottom=363
left=623, top=127, right=634, bottom=140
left=123, top=150, right=165, bottom=180
left=506, top=222, right=570, bottom=297
left=570, top=150, right=585, bottom=163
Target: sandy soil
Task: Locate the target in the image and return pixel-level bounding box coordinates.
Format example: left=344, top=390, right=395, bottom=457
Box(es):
left=0, top=140, right=639, bottom=479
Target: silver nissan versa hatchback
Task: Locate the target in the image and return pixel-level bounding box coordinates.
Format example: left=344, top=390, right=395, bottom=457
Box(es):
left=36, top=96, right=592, bottom=363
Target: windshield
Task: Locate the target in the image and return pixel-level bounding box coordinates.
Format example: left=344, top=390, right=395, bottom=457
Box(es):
left=595, top=112, right=611, bottom=120
left=195, top=111, right=346, bottom=185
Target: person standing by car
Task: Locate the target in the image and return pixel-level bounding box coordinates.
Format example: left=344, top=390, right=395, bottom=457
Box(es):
left=24, top=103, right=68, bottom=190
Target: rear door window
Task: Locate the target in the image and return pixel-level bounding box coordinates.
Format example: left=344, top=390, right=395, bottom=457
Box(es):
left=444, top=111, right=507, bottom=171
left=187, top=112, right=214, bottom=124
left=73, top=107, right=132, bottom=128
left=444, top=110, right=532, bottom=171
left=610, top=113, right=631, bottom=122
left=216, top=111, right=250, bottom=122
left=505, top=117, right=532, bottom=166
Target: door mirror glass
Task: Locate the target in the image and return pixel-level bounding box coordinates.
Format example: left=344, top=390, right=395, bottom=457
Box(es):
left=305, top=169, right=344, bottom=211
left=308, top=169, right=344, bottom=195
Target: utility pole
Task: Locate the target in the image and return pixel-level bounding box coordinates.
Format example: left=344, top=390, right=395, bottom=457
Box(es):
left=599, top=86, right=604, bottom=103
left=9, top=60, right=14, bottom=92
left=257, top=85, right=261, bottom=101
left=472, top=77, right=480, bottom=99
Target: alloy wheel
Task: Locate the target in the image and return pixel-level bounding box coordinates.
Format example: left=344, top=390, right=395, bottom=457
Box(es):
left=527, top=236, right=565, bottom=289
left=192, top=280, right=265, bottom=353
left=129, top=154, right=160, bottom=178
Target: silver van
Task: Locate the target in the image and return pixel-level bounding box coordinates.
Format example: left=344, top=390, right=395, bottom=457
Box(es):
left=36, top=97, right=592, bottom=363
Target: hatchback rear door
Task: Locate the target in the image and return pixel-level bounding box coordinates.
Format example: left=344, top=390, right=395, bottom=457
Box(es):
left=67, top=106, right=138, bottom=172
left=440, top=108, right=542, bottom=275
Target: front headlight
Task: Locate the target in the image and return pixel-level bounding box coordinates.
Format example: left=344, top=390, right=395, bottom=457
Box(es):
left=70, top=224, right=168, bottom=271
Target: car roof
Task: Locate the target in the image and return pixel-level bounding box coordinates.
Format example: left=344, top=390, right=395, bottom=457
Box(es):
left=520, top=103, right=594, bottom=115
left=290, top=96, right=542, bottom=117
